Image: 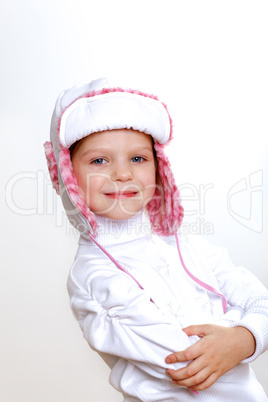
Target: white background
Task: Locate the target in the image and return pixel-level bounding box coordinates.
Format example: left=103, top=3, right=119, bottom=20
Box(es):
left=1, top=1, right=268, bottom=400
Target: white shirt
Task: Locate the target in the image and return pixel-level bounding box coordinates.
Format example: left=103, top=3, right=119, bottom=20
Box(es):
left=68, top=211, right=268, bottom=401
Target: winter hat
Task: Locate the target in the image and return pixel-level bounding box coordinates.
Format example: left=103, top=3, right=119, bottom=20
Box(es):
left=44, top=78, right=183, bottom=237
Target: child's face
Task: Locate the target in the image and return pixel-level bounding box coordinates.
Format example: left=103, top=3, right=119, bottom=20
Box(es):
left=72, top=129, right=156, bottom=220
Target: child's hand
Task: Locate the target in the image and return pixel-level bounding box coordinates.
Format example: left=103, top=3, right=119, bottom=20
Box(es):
left=165, top=324, right=256, bottom=392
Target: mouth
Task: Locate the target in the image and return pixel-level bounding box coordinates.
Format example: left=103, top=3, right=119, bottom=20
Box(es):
left=104, top=191, right=139, bottom=199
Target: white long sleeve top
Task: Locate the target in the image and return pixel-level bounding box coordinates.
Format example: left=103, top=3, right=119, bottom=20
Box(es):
left=67, top=211, right=268, bottom=401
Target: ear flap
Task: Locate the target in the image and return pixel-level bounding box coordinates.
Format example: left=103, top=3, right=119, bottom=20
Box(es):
left=146, top=142, right=184, bottom=236
left=58, top=148, right=98, bottom=235
left=44, top=142, right=60, bottom=194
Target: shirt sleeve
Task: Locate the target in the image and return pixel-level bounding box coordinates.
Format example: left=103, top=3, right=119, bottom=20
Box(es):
left=187, top=235, right=268, bottom=363
left=68, top=260, right=199, bottom=380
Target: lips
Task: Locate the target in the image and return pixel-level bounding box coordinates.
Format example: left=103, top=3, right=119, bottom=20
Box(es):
left=104, top=191, right=138, bottom=199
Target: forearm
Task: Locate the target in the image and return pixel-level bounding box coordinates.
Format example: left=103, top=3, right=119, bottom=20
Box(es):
left=70, top=271, right=199, bottom=378
left=204, top=240, right=268, bottom=360
left=165, top=323, right=258, bottom=392
left=228, top=326, right=256, bottom=361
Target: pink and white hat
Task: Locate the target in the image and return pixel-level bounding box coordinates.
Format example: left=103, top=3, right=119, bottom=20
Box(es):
left=44, top=78, right=183, bottom=237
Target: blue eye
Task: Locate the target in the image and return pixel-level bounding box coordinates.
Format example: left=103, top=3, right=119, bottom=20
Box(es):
left=92, top=158, right=106, bottom=165
left=131, top=156, right=144, bottom=163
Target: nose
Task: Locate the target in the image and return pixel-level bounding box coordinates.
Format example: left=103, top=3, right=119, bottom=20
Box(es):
left=111, top=160, right=133, bottom=182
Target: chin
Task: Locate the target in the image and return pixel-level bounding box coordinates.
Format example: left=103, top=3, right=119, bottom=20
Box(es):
left=103, top=209, right=140, bottom=220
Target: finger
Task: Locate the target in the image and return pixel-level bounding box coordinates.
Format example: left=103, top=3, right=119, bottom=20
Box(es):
left=167, top=354, right=208, bottom=381
left=171, top=366, right=212, bottom=389
left=182, top=324, right=211, bottom=338
left=185, top=372, right=220, bottom=392
left=166, top=339, right=205, bottom=364
left=165, top=349, right=196, bottom=364
left=165, top=352, right=185, bottom=364
left=167, top=362, right=200, bottom=381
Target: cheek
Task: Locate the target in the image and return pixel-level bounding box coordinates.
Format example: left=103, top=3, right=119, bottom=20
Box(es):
left=146, top=166, right=157, bottom=185
left=80, top=174, right=101, bottom=195
left=72, top=165, right=98, bottom=199
left=72, top=160, right=83, bottom=186
left=142, top=168, right=157, bottom=196
left=78, top=175, right=100, bottom=208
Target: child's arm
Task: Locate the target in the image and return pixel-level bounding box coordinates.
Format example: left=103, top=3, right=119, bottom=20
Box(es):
left=166, top=324, right=255, bottom=392
left=166, top=235, right=268, bottom=392
left=68, top=261, right=199, bottom=382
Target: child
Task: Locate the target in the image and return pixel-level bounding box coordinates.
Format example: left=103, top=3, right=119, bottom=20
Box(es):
left=44, top=78, right=268, bottom=401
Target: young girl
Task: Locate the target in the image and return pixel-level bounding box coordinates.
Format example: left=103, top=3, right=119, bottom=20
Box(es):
left=44, top=78, right=268, bottom=401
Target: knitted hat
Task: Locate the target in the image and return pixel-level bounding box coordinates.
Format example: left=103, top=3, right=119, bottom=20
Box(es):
left=44, top=78, right=183, bottom=237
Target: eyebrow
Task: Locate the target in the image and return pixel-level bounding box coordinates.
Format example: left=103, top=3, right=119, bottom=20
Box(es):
left=80, top=146, right=153, bottom=158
